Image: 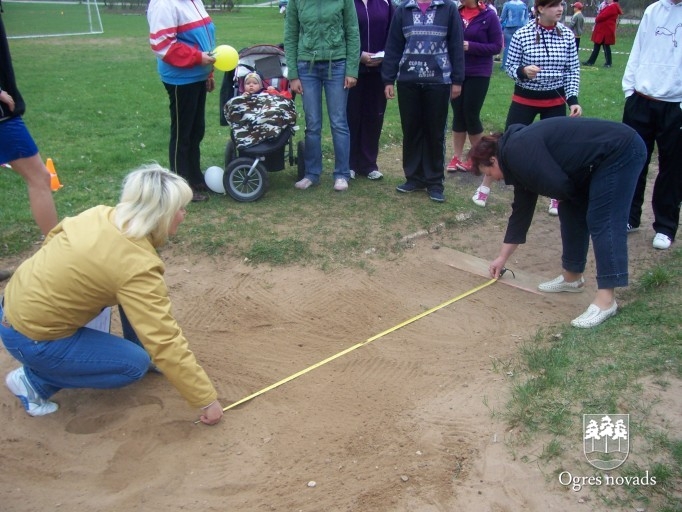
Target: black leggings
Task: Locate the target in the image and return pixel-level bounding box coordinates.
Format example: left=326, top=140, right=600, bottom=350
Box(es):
left=505, top=101, right=566, bottom=129
left=450, top=76, right=490, bottom=134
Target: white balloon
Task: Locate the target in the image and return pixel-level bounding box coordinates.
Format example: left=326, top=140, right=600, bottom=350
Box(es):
left=204, top=166, right=225, bottom=194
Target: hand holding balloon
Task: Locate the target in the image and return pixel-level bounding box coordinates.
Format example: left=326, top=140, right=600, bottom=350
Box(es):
left=211, top=45, right=239, bottom=72
left=201, top=52, right=216, bottom=66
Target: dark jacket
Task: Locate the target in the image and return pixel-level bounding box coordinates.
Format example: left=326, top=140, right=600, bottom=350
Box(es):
left=0, top=12, right=25, bottom=120
left=355, top=0, right=394, bottom=75
left=382, top=0, right=465, bottom=86
left=499, top=117, right=639, bottom=244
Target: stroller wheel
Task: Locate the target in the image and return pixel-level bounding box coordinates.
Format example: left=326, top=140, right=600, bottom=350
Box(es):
left=224, top=139, right=236, bottom=169
left=224, top=157, right=269, bottom=202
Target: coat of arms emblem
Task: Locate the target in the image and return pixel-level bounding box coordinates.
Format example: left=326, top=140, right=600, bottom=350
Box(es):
left=583, top=414, right=630, bottom=470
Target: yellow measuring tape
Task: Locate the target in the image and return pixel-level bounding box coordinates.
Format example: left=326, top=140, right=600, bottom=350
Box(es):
left=219, top=277, right=498, bottom=413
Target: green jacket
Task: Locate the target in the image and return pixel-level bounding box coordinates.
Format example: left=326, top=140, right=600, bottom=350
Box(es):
left=284, top=0, right=361, bottom=79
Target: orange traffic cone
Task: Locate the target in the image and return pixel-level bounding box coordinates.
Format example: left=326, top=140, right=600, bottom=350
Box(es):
left=46, top=158, right=62, bottom=191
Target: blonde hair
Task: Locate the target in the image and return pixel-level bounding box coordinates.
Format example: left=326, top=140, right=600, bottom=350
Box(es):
left=114, top=163, right=193, bottom=247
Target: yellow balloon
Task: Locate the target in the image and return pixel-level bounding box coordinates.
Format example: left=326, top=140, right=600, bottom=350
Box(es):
left=212, top=45, right=239, bottom=72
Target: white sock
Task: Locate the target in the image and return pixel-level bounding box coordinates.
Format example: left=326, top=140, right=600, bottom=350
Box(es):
left=478, top=186, right=490, bottom=194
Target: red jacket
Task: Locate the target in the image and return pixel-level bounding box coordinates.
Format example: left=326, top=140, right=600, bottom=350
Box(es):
left=591, top=2, right=622, bottom=45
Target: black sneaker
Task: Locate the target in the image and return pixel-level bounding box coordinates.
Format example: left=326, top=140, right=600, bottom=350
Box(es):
left=626, top=223, right=640, bottom=233
left=428, top=189, right=445, bottom=202
left=396, top=182, right=426, bottom=193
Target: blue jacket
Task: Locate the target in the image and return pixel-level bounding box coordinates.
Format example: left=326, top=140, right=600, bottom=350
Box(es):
left=500, top=0, right=529, bottom=30
left=382, top=0, right=465, bottom=86
left=147, top=0, right=216, bottom=86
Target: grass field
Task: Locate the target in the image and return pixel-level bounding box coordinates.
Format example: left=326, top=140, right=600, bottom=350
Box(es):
left=0, top=5, right=639, bottom=261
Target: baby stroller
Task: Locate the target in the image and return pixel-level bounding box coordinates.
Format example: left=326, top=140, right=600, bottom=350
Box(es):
left=220, top=44, right=303, bottom=202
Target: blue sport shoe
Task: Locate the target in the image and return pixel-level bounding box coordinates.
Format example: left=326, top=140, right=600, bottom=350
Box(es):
left=5, top=367, right=58, bottom=416
left=396, top=182, right=426, bottom=193
left=428, top=189, right=445, bottom=202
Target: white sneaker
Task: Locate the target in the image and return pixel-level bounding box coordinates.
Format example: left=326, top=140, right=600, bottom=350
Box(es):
left=5, top=367, right=59, bottom=416
left=472, top=188, right=488, bottom=207
left=538, top=275, right=585, bottom=293
left=334, top=178, right=348, bottom=191
left=652, top=233, right=672, bottom=250
left=367, top=170, right=383, bottom=180
left=571, top=302, right=618, bottom=328
left=295, top=177, right=313, bottom=190
left=548, top=199, right=559, bottom=216
left=349, top=170, right=356, bottom=180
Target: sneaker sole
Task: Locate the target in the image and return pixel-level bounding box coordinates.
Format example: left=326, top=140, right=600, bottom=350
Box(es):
left=396, top=187, right=426, bottom=193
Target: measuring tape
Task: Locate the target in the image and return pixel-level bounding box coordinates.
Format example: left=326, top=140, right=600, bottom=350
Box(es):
left=212, top=276, right=499, bottom=415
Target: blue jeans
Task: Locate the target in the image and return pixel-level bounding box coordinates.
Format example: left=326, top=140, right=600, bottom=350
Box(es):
left=558, top=134, right=647, bottom=289
left=0, top=302, right=150, bottom=399
left=501, top=27, right=520, bottom=69
left=297, top=60, right=350, bottom=182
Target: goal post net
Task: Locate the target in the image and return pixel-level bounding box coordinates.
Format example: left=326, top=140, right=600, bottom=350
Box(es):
left=3, top=0, right=104, bottom=39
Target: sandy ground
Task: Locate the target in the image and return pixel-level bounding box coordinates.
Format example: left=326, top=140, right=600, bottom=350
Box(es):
left=0, top=169, right=673, bottom=511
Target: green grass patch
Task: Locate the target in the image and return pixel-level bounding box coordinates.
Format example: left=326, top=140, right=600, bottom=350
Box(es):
left=0, top=7, right=637, bottom=264
left=499, top=249, right=682, bottom=510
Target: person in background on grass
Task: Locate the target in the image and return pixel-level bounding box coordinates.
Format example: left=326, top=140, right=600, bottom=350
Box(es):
left=147, top=0, right=216, bottom=203
left=470, top=117, right=646, bottom=328
left=498, top=0, right=529, bottom=71
left=382, top=0, right=464, bottom=203
left=0, top=7, right=57, bottom=237
left=347, top=0, right=394, bottom=182
left=621, top=0, right=682, bottom=251
left=568, top=2, right=584, bottom=52
left=446, top=0, right=502, bottom=173
left=0, top=164, right=224, bottom=424
left=582, top=0, right=622, bottom=68
left=470, top=0, right=581, bottom=214
left=285, top=0, right=360, bottom=193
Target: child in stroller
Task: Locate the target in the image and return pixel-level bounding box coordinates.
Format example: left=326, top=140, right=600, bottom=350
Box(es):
left=220, top=45, right=301, bottom=202
left=224, top=72, right=296, bottom=152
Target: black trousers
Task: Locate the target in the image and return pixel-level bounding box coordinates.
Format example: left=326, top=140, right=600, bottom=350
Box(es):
left=397, top=82, right=450, bottom=192
left=164, top=80, right=207, bottom=188
left=622, top=93, right=682, bottom=240
left=586, top=43, right=612, bottom=66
